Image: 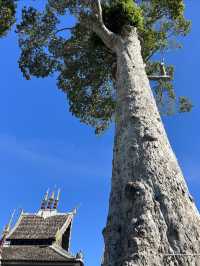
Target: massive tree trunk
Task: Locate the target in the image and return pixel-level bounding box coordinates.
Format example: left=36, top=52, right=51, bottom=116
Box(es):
left=102, top=28, right=200, bottom=266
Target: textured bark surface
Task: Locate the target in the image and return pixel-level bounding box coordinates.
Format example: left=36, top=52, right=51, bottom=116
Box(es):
left=102, top=29, right=200, bottom=266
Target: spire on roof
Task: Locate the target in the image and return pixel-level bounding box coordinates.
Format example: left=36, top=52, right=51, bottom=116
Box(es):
left=40, top=189, right=49, bottom=210
left=53, top=189, right=61, bottom=210
left=47, top=191, right=55, bottom=209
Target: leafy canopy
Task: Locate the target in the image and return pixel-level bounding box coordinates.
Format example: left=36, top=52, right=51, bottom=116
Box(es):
left=0, top=0, right=16, bottom=37
left=17, top=0, right=192, bottom=133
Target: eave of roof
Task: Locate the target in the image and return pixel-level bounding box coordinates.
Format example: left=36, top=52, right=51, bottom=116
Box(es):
left=1, top=244, right=78, bottom=262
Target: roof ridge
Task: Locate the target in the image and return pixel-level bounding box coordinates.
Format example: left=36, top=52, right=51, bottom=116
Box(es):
left=6, top=212, right=24, bottom=240
left=36, top=211, right=70, bottom=220
left=57, top=213, right=73, bottom=236
left=37, top=213, right=68, bottom=220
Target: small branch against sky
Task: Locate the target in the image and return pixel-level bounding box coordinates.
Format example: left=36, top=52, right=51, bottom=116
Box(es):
left=55, top=27, right=75, bottom=34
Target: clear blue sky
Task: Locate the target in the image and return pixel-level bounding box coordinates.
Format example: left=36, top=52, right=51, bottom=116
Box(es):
left=0, top=1, right=199, bottom=265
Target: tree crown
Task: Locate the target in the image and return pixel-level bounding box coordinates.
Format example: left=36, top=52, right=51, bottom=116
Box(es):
left=0, top=0, right=16, bottom=37
left=17, top=0, right=192, bottom=133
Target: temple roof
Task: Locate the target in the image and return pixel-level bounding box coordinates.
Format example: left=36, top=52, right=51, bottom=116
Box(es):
left=1, top=244, right=75, bottom=262
left=0, top=190, right=83, bottom=265
left=7, top=213, right=72, bottom=240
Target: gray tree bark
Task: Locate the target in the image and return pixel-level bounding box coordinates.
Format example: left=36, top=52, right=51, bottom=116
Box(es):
left=101, top=28, right=200, bottom=266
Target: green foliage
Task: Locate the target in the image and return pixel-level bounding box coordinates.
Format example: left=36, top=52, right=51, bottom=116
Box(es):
left=139, top=0, right=191, bottom=60
left=150, top=0, right=184, bottom=20
left=58, top=24, right=116, bottom=134
left=16, top=0, right=192, bottom=133
left=103, top=0, right=144, bottom=34
left=0, top=0, right=16, bottom=37
left=90, top=0, right=143, bottom=48
left=146, top=62, right=175, bottom=115
left=179, top=96, right=193, bottom=113
left=17, top=6, right=60, bottom=79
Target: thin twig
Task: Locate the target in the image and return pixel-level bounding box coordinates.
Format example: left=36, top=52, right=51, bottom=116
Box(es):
left=55, top=27, right=74, bottom=34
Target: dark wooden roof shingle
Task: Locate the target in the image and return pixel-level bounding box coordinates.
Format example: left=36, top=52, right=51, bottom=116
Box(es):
left=7, top=214, right=70, bottom=240
left=1, top=245, right=75, bottom=262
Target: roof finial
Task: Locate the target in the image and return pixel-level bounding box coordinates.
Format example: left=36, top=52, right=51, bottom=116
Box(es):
left=1, top=209, right=16, bottom=246
left=41, top=189, right=49, bottom=210
left=53, top=189, right=61, bottom=210
left=7, top=209, right=16, bottom=231
left=76, top=250, right=84, bottom=261
left=72, top=203, right=82, bottom=216
left=47, top=191, right=55, bottom=209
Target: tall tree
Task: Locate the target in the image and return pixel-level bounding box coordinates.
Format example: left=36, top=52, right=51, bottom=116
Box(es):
left=17, top=1, right=200, bottom=265
left=0, top=0, right=16, bottom=37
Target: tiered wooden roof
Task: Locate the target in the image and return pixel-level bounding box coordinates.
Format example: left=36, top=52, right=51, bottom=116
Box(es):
left=0, top=191, right=83, bottom=266
left=2, top=245, right=76, bottom=263
left=7, top=213, right=70, bottom=240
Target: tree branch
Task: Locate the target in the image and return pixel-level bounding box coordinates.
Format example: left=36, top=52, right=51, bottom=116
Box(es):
left=95, top=0, right=103, bottom=24
left=55, top=27, right=74, bottom=35
left=82, top=0, right=118, bottom=51
left=92, top=20, right=117, bottom=50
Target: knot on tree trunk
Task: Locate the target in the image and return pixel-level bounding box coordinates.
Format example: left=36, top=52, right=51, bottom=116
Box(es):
left=143, top=127, right=158, bottom=142
left=125, top=181, right=145, bottom=201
